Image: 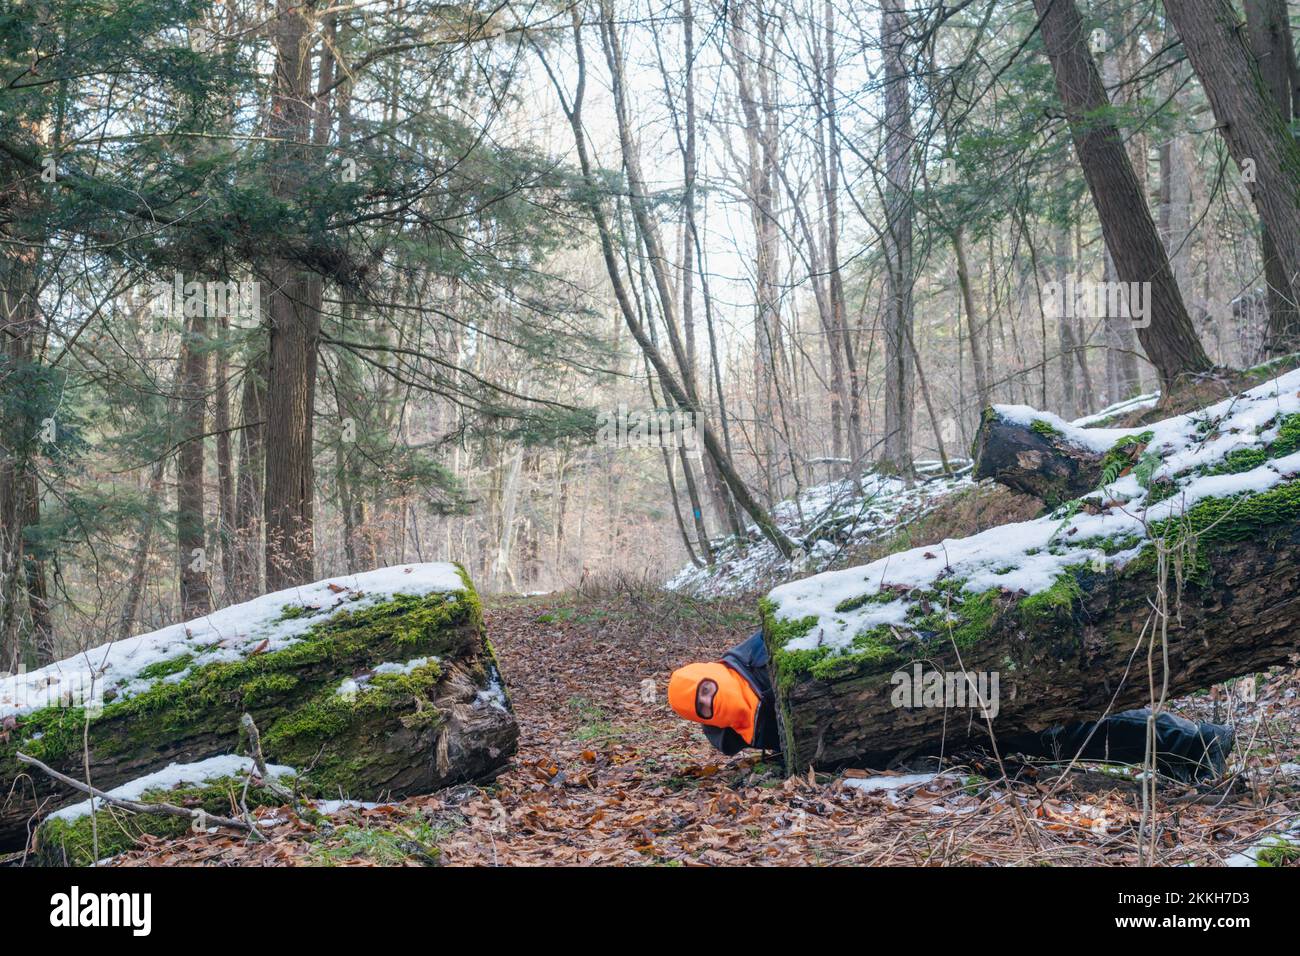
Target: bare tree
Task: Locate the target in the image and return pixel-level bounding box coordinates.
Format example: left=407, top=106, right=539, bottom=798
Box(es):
left=880, top=0, right=916, bottom=475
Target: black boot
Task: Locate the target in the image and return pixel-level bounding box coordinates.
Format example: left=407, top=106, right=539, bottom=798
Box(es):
left=999, top=709, right=1234, bottom=782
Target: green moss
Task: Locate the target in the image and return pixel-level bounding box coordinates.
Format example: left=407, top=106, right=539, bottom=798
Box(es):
left=135, top=654, right=194, bottom=682
left=759, top=597, right=818, bottom=649
left=276, top=603, right=317, bottom=621
left=262, top=661, right=445, bottom=762
left=1270, top=413, right=1300, bottom=458
left=1254, top=837, right=1300, bottom=867
left=309, top=820, right=445, bottom=866
left=1019, top=568, right=1084, bottom=628
left=833, top=590, right=900, bottom=613
left=772, top=633, right=897, bottom=692
left=36, top=775, right=300, bottom=866
left=239, top=673, right=300, bottom=707
left=905, top=585, right=998, bottom=649
left=1204, top=447, right=1268, bottom=476
left=1030, top=419, right=1062, bottom=439
left=1149, top=478, right=1300, bottom=549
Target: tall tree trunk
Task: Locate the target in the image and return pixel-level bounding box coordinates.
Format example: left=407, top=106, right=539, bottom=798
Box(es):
left=233, top=343, right=266, bottom=600
left=881, top=0, right=915, bottom=476
left=1051, top=224, right=1079, bottom=417
left=1165, top=0, right=1300, bottom=357
left=0, top=198, right=42, bottom=670
left=490, top=447, right=523, bottom=591
left=1034, top=0, right=1212, bottom=392
left=953, top=226, right=990, bottom=412
left=213, top=315, right=236, bottom=605
left=264, top=0, right=321, bottom=590
left=1244, top=0, right=1300, bottom=352
left=724, top=0, right=784, bottom=499
left=21, top=473, right=51, bottom=663
left=177, top=306, right=211, bottom=618
left=118, top=458, right=166, bottom=641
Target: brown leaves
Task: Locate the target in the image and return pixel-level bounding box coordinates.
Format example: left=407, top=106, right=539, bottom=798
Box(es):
left=98, top=591, right=1300, bottom=868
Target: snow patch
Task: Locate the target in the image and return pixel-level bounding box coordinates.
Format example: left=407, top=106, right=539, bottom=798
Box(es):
left=476, top=673, right=509, bottom=711
left=1, top=563, right=466, bottom=720
left=667, top=471, right=973, bottom=597
left=48, top=755, right=296, bottom=822
left=842, top=772, right=941, bottom=793
left=335, top=656, right=439, bottom=699
left=768, top=368, right=1300, bottom=658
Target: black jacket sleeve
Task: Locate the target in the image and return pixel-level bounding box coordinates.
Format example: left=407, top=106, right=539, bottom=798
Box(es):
left=703, top=725, right=749, bottom=757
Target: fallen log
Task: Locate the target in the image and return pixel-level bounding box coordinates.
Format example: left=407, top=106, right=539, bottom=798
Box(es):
left=764, top=372, right=1300, bottom=772
left=971, top=405, right=1140, bottom=505
left=0, top=563, right=518, bottom=853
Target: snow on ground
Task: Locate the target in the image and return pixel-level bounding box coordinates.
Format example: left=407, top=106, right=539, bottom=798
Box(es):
left=0, top=563, right=467, bottom=720
left=842, top=771, right=942, bottom=793
left=666, top=467, right=974, bottom=598
left=767, top=368, right=1300, bottom=656
left=313, top=799, right=393, bottom=814
left=1223, top=820, right=1300, bottom=866
left=48, top=754, right=296, bottom=822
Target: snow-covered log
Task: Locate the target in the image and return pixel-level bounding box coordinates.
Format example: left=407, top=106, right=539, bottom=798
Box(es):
left=764, top=372, right=1300, bottom=772
left=972, top=405, right=1117, bottom=505
left=0, top=564, right=517, bottom=852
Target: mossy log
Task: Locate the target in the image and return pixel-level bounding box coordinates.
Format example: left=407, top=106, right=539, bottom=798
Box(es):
left=767, top=378, right=1300, bottom=772
left=0, top=564, right=518, bottom=853
left=765, top=518, right=1300, bottom=772
left=971, top=407, right=1112, bottom=506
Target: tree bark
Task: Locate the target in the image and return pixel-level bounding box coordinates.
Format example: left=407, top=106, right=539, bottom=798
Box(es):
left=1243, top=0, right=1300, bottom=352
left=972, top=407, right=1115, bottom=505
left=263, top=0, right=322, bottom=590
left=881, top=0, right=916, bottom=477
left=177, top=307, right=211, bottom=618
left=1034, top=0, right=1213, bottom=391
left=1166, top=0, right=1300, bottom=354
left=232, top=343, right=266, bottom=600
left=214, top=315, right=236, bottom=604
left=118, top=458, right=166, bottom=640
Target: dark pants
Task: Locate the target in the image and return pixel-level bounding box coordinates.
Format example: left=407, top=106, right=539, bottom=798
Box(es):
left=999, top=708, right=1233, bottom=782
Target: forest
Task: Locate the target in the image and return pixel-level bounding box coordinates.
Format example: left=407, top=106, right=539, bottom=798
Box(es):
left=1, top=0, right=1300, bottom=875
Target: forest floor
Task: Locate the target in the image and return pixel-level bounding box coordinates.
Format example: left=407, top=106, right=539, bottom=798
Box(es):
left=97, top=583, right=1300, bottom=867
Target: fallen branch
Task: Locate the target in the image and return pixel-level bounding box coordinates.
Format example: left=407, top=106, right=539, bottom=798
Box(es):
left=15, top=752, right=255, bottom=835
